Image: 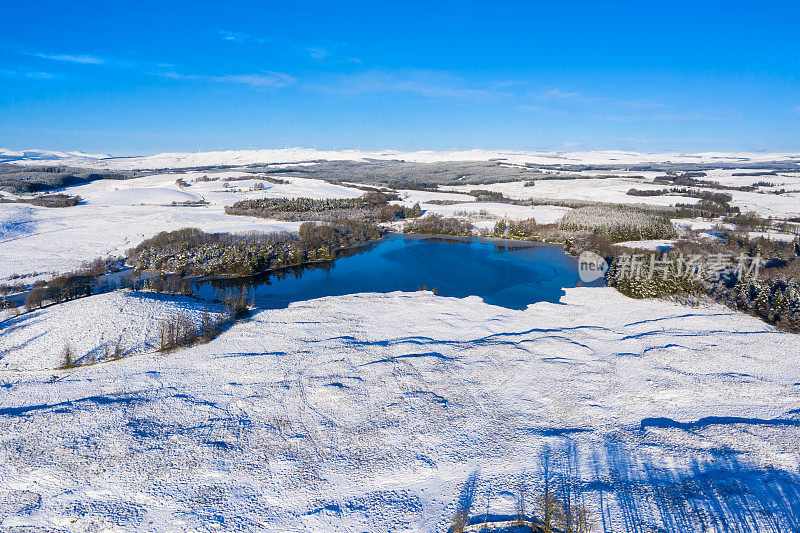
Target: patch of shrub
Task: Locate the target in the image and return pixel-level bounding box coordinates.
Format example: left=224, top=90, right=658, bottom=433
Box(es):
left=128, top=221, right=383, bottom=277
left=0, top=194, right=82, bottom=208
left=426, top=199, right=468, bottom=206
left=492, top=218, right=545, bottom=240
left=0, top=164, right=142, bottom=193
left=604, top=233, right=800, bottom=332
left=224, top=191, right=415, bottom=222
left=158, top=291, right=249, bottom=352
left=21, top=257, right=118, bottom=310
left=559, top=206, right=677, bottom=242
left=403, top=215, right=473, bottom=236
left=627, top=188, right=671, bottom=197
left=732, top=171, right=778, bottom=177
left=468, top=189, right=506, bottom=202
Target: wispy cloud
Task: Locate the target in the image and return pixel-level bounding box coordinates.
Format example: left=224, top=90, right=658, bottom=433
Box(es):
left=32, top=52, right=105, bottom=65
left=215, top=72, right=295, bottom=87
left=305, top=42, right=361, bottom=64
left=537, top=88, right=581, bottom=100
left=517, top=105, right=571, bottom=116
left=591, top=109, right=719, bottom=122
left=158, top=70, right=295, bottom=88
left=520, top=87, right=696, bottom=122
left=615, top=99, right=669, bottom=111
left=311, top=69, right=511, bottom=102
left=0, top=69, right=57, bottom=80
left=218, top=30, right=270, bottom=44
left=26, top=50, right=171, bottom=70
left=308, top=47, right=331, bottom=61
left=794, top=106, right=800, bottom=115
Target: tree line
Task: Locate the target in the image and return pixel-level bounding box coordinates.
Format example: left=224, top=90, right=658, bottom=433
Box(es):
left=225, top=191, right=421, bottom=222
left=127, top=220, right=383, bottom=277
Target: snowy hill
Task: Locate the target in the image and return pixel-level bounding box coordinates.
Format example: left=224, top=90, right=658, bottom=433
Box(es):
left=4, top=147, right=799, bottom=170
left=2, top=288, right=800, bottom=530
left=89, top=148, right=800, bottom=170
left=0, top=148, right=109, bottom=164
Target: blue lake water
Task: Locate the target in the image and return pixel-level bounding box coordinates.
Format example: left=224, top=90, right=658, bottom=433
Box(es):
left=194, top=233, right=601, bottom=310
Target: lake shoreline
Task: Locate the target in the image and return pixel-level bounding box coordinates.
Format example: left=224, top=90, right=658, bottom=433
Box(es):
left=193, top=232, right=595, bottom=310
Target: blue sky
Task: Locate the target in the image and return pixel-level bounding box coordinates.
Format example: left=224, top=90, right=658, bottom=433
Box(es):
left=1, top=0, right=798, bottom=155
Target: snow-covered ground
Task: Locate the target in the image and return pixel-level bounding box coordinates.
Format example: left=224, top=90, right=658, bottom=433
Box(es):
left=0, top=148, right=109, bottom=164
left=672, top=218, right=800, bottom=242
left=445, top=178, right=696, bottom=208
left=443, top=174, right=800, bottom=218
left=2, top=148, right=800, bottom=531
left=6, top=147, right=798, bottom=170
left=613, top=239, right=677, bottom=251
left=2, top=149, right=797, bottom=283
left=2, top=288, right=800, bottom=531
left=0, top=291, right=225, bottom=370
left=407, top=199, right=570, bottom=225
left=0, top=201, right=300, bottom=283
left=0, top=172, right=364, bottom=282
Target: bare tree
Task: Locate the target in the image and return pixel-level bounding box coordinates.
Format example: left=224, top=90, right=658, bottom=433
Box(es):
left=450, top=472, right=478, bottom=533
left=573, top=506, right=593, bottom=533
left=537, top=492, right=564, bottom=533
left=538, top=447, right=564, bottom=533
left=24, top=287, right=44, bottom=309
left=450, top=507, right=469, bottom=533
left=113, top=337, right=124, bottom=359
left=59, top=342, right=75, bottom=369
left=516, top=477, right=527, bottom=526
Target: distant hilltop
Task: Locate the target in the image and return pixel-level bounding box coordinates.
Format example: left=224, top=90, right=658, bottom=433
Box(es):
left=2, top=146, right=799, bottom=171
left=0, top=148, right=110, bottom=164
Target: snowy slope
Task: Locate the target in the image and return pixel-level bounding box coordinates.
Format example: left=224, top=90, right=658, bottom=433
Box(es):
left=0, top=172, right=363, bottom=282
left=4, top=147, right=799, bottom=170
left=1, top=288, right=799, bottom=531
left=0, top=148, right=109, bottom=164
left=94, top=148, right=800, bottom=170
left=443, top=172, right=800, bottom=217
left=0, top=291, right=226, bottom=370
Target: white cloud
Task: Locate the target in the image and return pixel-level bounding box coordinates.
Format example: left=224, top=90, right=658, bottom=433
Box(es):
left=312, top=69, right=511, bottom=102
left=538, top=88, right=580, bottom=100
left=308, top=47, right=331, bottom=61
left=615, top=99, right=669, bottom=111
left=214, top=72, right=295, bottom=87
left=218, top=30, right=270, bottom=44
left=521, top=87, right=694, bottom=122
left=305, top=43, right=361, bottom=64
left=26, top=51, right=171, bottom=71
left=158, top=70, right=295, bottom=88
left=0, top=69, right=56, bottom=80
left=32, top=53, right=105, bottom=65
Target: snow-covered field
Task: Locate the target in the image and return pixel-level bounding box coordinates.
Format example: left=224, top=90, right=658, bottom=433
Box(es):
left=0, top=172, right=363, bottom=282
left=7, top=147, right=799, bottom=170
left=613, top=239, right=677, bottom=251
left=2, top=288, right=800, bottom=531
left=405, top=198, right=570, bottom=225
left=446, top=177, right=697, bottom=208
left=443, top=172, right=800, bottom=218
left=2, top=148, right=800, bottom=531
left=0, top=291, right=225, bottom=371
left=2, top=149, right=798, bottom=283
